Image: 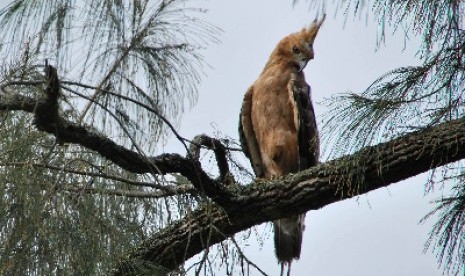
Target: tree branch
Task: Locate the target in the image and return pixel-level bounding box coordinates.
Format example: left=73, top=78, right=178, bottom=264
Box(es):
left=0, top=93, right=38, bottom=112
left=2, top=66, right=465, bottom=274
left=189, top=134, right=233, bottom=183
left=0, top=65, right=234, bottom=206
left=113, top=117, right=465, bottom=274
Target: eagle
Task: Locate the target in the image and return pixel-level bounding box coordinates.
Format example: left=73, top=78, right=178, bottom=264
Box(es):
left=239, top=17, right=324, bottom=276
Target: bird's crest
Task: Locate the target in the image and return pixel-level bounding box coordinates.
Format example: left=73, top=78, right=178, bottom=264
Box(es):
left=301, top=15, right=326, bottom=43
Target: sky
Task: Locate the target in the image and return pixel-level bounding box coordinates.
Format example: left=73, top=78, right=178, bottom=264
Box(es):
left=163, top=1, right=458, bottom=276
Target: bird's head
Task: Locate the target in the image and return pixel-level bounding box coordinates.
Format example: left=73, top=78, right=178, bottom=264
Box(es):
left=276, top=15, right=325, bottom=72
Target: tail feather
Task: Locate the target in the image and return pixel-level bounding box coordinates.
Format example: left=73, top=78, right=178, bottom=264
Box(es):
left=273, top=213, right=306, bottom=263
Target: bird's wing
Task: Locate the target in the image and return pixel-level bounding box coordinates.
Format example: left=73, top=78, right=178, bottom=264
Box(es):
left=239, top=86, right=265, bottom=178
left=289, top=77, right=320, bottom=170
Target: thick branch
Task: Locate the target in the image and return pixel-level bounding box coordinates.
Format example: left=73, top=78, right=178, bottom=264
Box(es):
left=113, top=117, right=465, bottom=274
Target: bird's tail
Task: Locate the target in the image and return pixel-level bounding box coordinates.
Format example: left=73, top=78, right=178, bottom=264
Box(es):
left=273, top=213, right=306, bottom=265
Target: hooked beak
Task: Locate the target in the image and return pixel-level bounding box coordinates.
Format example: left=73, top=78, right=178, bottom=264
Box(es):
left=298, top=58, right=311, bottom=72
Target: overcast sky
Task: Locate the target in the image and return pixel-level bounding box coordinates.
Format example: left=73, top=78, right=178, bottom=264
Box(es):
left=164, top=1, right=456, bottom=276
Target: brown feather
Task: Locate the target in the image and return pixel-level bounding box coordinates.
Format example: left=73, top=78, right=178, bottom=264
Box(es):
left=238, top=16, right=324, bottom=273
left=239, top=86, right=265, bottom=178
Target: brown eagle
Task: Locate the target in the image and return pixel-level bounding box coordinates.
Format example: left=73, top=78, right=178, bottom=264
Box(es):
left=239, top=17, right=324, bottom=276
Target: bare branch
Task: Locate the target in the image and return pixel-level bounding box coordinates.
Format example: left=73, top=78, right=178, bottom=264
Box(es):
left=189, top=134, right=233, bottom=183
left=1, top=65, right=234, bottom=206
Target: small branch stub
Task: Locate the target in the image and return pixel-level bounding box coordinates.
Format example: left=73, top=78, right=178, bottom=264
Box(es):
left=189, top=134, right=234, bottom=184
left=33, top=64, right=61, bottom=141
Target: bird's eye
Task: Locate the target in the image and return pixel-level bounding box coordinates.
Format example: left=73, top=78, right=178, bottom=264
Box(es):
left=308, top=43, right=313, bottom=48
left=292, top=45, right=300, bottom=54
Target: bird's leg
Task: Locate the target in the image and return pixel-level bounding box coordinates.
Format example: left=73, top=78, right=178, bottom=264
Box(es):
left=287, top=262, right=292, bottom=276
left=280, top=263, right=285, bottom=276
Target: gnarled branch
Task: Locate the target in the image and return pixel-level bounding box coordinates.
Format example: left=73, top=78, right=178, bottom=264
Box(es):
left=0, top=65, right=235, bottom=206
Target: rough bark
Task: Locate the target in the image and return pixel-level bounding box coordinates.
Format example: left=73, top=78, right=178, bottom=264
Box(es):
left=2, top=66, right=465, bottom=274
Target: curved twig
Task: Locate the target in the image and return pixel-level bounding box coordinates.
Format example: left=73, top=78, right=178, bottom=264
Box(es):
left=189, top=134, right=233, bottom=183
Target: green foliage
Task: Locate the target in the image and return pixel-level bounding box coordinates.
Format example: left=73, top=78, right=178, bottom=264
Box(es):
left=113, top=259, right=171, bottom=276
left=0, top=0, right=218, bottom=150
left=0, top=114, right=162, bottom=274
left=318, top=1, right=465, bottom=156
left=422, top=180, right=465, bottom=276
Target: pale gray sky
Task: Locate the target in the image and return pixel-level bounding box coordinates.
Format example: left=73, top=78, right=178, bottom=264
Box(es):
left=165, top=1, right=454, bottom=275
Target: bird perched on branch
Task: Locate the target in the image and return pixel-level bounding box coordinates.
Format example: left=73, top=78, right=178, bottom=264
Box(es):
left=239, top=16, right=324, bottom=276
